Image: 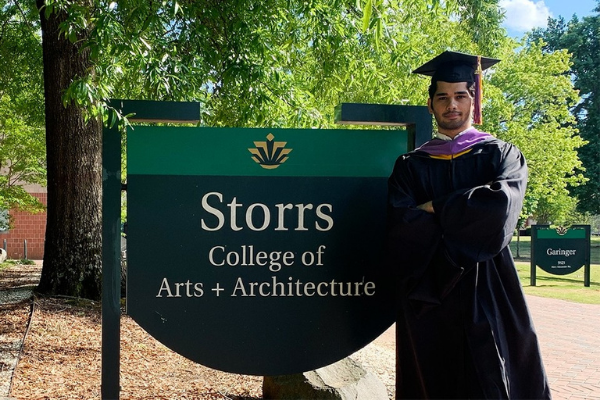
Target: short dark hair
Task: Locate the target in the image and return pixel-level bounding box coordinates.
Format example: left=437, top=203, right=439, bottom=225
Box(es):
left=428, top=80, right=476, bottom=100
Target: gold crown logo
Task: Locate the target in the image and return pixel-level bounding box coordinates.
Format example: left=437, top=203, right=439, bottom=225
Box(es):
left=248, top=133, right=292, bottom=169
left=555, top=226, right=568, bottom=235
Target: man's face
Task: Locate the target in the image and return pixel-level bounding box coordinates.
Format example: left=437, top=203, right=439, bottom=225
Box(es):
left=427, top=81, right=474, bottom=137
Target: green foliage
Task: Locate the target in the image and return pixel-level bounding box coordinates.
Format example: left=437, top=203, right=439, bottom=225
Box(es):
left=0, top=258, right=36, bottom=268
left=528, top=9, right=600, bottom=214
left=35, top=0, right=510, bottom=128
left=455, top=0, right=507, bottom=54
left=331, top=1, right=584, bottom=224
left=0, top=0, right=46, bottom=219
left=484, top=42, right=585, bottom=222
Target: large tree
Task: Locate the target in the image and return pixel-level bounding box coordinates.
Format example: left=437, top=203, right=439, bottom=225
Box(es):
left=529, top=4, right=600, bottom=215
left=36, top=0, right=103, bottom=298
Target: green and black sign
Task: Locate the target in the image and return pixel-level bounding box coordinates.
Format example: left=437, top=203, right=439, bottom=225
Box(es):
left=530, top=225, right=591, bottom=287
left=126, top=126, right=404, bottom=375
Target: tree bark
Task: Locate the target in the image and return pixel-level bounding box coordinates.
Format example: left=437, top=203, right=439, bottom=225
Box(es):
left=36, top=1, right=103, bottom=300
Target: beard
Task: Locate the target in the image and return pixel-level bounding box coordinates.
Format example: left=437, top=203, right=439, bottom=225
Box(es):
left=438, top=119, right=468, bottom=131
left=437, top=112, right=471, bottom=132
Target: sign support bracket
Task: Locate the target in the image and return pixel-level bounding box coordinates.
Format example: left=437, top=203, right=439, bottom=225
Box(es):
left=101, top=100, right=200, bottom=399
left=334, top=103, right=432, bottom=149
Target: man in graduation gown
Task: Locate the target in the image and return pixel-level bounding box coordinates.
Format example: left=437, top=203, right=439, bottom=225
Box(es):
left=387, top=51, right=551, bottom=399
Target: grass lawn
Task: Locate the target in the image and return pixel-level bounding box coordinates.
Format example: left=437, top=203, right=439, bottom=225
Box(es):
left=511, top=235, right=600, bottom=304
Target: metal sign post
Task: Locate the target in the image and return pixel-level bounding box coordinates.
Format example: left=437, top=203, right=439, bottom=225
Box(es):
left=101, top=100, right=200, bottom=399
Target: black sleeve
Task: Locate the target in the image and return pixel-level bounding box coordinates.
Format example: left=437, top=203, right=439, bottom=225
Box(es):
left=386, top=155, right=444, bottom=287
left=432, top=143, right=527, bottom=266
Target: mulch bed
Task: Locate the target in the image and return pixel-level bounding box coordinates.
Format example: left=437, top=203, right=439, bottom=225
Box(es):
left=10, top=296, right=263, bottom=399
left=1, top=264, right=263, bottom=399
left=2, top=263, right=394, bottom=399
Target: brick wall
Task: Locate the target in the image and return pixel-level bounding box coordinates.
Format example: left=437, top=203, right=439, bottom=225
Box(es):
left=0, top=192, right=47, bottom=260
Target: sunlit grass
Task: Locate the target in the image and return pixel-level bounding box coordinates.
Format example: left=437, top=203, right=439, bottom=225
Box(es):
left=515, top=261, right=600, bottom=304
left=510, top=235, right=600, bottom=304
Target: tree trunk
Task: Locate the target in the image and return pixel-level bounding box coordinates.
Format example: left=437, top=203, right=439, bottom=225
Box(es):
left=36, top=1, right=103, bottom=300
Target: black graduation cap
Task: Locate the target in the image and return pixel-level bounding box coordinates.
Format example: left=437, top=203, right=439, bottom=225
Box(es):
left=413, top=51, right=500, bottom=124
left=412, top=51, right=500, bottom=83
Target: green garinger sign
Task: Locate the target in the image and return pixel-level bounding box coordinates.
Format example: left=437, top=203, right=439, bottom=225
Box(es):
left=530, top=225, right=591, bottom=287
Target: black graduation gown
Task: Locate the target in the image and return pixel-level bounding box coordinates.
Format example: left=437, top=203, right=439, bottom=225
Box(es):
left=387, top=137, right=551, bottom=399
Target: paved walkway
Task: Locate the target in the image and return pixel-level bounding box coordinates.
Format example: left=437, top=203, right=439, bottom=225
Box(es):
left=526, top=296, right=600, bottom=400
left=366, top=295, right=600, bottom=399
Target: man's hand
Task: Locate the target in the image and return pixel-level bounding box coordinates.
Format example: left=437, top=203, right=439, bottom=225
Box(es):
left=417, top=201, right=435, bottom=214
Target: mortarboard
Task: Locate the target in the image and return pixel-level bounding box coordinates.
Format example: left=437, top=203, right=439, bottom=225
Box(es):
left=412, top=51, right=500, bottom=124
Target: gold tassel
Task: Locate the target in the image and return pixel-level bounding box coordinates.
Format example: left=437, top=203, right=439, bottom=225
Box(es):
left=473, top=55, right=483, bottom=125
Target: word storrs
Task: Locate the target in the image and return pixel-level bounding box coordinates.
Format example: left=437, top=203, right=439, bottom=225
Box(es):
left=200, top=191, right=334, bottom=232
